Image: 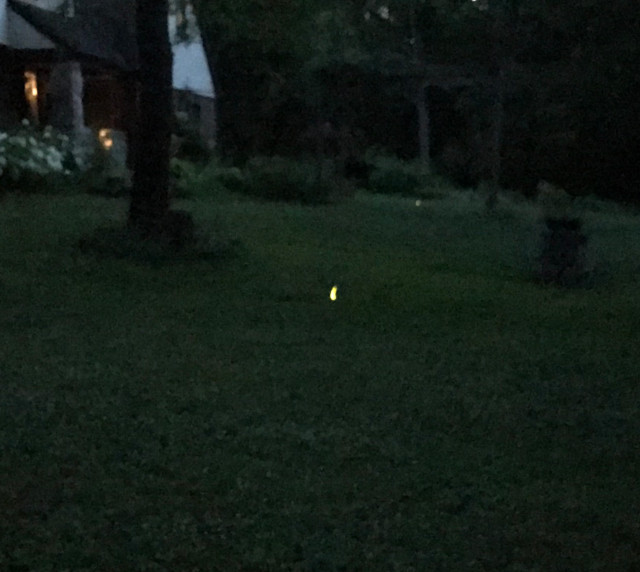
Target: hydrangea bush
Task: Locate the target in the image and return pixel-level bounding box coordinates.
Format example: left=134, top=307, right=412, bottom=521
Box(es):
left=0, top=119, right=86, bottom=192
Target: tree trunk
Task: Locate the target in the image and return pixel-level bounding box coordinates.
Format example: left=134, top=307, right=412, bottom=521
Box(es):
left=489, top=66, right=505, bottom=186
left=129, top=0, right=173, bottom=236
left=416, top=81, right=430, bottom=168
left=408, top=2, right=430, bottom=169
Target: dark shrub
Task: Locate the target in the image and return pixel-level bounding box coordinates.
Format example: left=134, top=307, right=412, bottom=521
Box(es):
left=170, top=158, right=245, bottom=200
left=174, top=132, right=212, bottom=164
left=343, top=155, right=370, bottom=187
left=241, top=157, right=334, bottom=205
left=366, top=155, right=424, bottom=196
left=365, top=154, right=452, bottom=198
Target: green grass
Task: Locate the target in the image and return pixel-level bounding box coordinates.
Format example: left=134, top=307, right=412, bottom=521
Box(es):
left=1, top=190, right=639, bottom=571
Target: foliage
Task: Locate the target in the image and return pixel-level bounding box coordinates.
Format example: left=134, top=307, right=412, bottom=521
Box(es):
left=1, top=193, right=640, bottom=570
left=80, top=141, right=131, bottom=199
left=170, top=157, right=245, bottom=200
left=366, top=153, right=451, bottom=198
left=0, top=121, right=83, bottom=194
left=192, top=0, right=640, bottom=202
left=240, top=156, right=336, bottom=204
left=173, top=112, right=213, bottom=164
left=535, top=180, right=575, bottom=217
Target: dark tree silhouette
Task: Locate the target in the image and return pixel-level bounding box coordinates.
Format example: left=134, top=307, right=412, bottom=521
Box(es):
left=129, top=0, right=173, bottom=237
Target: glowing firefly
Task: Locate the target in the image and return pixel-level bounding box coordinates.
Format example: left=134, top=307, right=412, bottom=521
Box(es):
left=329, top=286, right=338, bottom=301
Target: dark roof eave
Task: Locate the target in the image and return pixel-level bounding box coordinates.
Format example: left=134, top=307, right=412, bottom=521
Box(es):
left=7, top=0, right=139, bottom=71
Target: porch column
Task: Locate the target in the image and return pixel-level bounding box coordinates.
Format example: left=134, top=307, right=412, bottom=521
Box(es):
left=48, top=60, right=85, bottom=133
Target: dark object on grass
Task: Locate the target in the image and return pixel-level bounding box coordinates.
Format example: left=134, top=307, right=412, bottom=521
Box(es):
left=538, top=216, right=588, bottom=286
left=343, top=155, right=369, bottom=186
left=160, top=209, right=195, bottom=250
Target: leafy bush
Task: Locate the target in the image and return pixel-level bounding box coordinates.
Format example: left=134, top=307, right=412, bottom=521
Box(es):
left=365, top=153, right=451, bottom=199
left=81, top=153, right=131, bottom=198
left=572, top=194, right=632, bottom=216
left=170, top=158, right=245, bottom=200
left=0, top=120, right=83, bottom=193
left=81, top=129, right=131, bottom=198
left=536, top=180, right=574, bottom=219
left=172, top=110, right=213, bottom=164
left=240, top=156, right=335, bottom=204
left=173, top=132, right=212, bottom=164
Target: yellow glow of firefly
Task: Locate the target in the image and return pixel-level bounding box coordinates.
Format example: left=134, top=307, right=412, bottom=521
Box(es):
left=415, top=199, right=422, bottom=206
left=329, top=286, right=338, bottom=301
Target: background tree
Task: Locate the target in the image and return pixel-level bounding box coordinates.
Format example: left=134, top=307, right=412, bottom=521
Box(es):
left=192, top=0, right=640, bottom=202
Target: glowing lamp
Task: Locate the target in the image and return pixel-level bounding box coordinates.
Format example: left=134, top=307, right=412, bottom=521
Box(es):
left=24, top=71, right=38, bottom=101
left=98, top=128, right=114, bottom=150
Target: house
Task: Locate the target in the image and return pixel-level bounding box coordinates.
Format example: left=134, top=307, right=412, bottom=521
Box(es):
left=0, top=0, right=216, bottom=146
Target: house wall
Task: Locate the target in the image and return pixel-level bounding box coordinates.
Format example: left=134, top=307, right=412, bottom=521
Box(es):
left=174, top=88, right=216, bottom=147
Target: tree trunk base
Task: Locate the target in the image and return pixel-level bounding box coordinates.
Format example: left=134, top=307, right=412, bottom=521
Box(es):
left=128, top=209, right=195, bottom=251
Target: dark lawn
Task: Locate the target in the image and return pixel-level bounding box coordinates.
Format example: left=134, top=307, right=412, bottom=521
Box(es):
left=1, top=192, right=639, bottom=571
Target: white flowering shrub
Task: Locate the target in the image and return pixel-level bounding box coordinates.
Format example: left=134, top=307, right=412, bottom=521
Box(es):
left=0, top=119, right=86, bottom=192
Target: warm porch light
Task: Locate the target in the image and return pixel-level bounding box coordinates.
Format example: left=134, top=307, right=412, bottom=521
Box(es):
left=330, top=286, right=338, bottom=301
left=98, top=128, right=114, bottom=150
left=24, top=71, right=38, bottom=100
left=24, top=71, right=39, bottom=123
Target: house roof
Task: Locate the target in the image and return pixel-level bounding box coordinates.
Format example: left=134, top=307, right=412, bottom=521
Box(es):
left=3, top=0, right=215, bottom=98
left=7, top=0, right=137, bottom=70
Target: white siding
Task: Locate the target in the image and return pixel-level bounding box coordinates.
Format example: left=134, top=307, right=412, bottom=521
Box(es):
left=172, top=40, right=214, bottom=99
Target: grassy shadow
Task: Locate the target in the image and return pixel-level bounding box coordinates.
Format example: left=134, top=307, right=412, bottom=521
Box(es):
left=76, top=220, right=241, bottom=266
